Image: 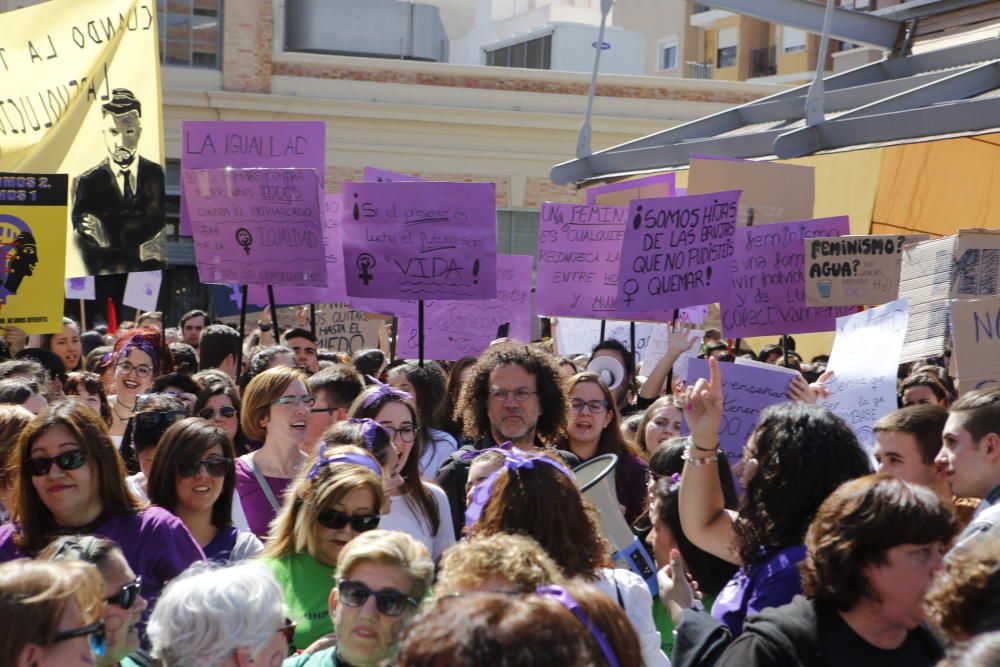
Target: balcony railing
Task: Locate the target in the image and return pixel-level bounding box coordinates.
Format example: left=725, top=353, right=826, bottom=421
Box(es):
left=687, top=61, right=714, bottom=79
left=750, top=45, right=777, bottom=78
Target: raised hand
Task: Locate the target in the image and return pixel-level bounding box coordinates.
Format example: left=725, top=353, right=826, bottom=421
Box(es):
left=684, top=356, right=723, bottom=448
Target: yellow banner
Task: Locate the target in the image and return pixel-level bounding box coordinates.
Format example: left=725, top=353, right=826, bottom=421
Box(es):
left=0, top=173, right=68, bottom=334
left=0, top=0, right=164, bottom=278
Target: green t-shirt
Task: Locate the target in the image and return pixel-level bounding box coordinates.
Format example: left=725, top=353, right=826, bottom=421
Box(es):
left=283, top=645, right=336, bottom=667
left=652, top=593, right=715, bottom=658
left=265, top=552, right=337, bottom=651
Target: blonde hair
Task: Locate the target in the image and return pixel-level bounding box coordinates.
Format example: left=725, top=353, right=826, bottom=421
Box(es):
left=262, top=445, right=386, bottom=560
left=0, top=560, right=105, bottom=664
left=435, top=533, right=564, bottom=597
left=336, top=530, right=435, bottom=602
left=240, top=366, right=308, bottom=441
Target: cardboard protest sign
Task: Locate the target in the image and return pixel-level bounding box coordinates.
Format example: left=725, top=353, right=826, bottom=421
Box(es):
left=950, top=229, right=1000, bottom=299
left=183, top=168, right=327, bottom=288
left=805, top=234, right=928, bottom=307
left=0, top=173, right=68, bottom=333
left=720, top=216, right=854, bottom=338
left=586, top=173, right=675, bottom=207
left=640, top=326, right=703, bottom=382
left=819, top=299, right=909, bottom=453
left=311, top=303, right=384, bottom=354
left=396, top=255, right=533, bottom=360
left=554, top=317, right=669, bottom=368
left=899, top=236, right=954, bottom=363
left=684, top=357, right=793, bottom=477
left=342, top=181, right=497, bottom=300
left=617, top=191, right=740, bottom=313
left=950, top=296, right=1000, bottom=394
left=123, top=270, right=161, bottom=312
left=65, top=276, right=96, bottom=300
left=687, top=158, right=814, bottom=227
left=182, top=121, right=326, bottom=235
left=0, top=0, right=166, bottom=278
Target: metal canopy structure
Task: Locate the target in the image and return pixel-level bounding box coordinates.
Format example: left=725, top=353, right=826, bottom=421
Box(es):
left=550, top=35, right=1000, bottom=187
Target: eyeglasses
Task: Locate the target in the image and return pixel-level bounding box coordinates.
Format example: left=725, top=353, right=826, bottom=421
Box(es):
left=24, top=449, right=87, bottom=477
left=488, top=388, right=538, bottom=403
left=309, top=407, right=339, bottom=416
left=277, top=617, right=297, bottom=644
left=177, top=457, right=232, bottom=478
left=106, top=577, right=142, bottom=610
left=133, top=410, right=186, bottom=430
left=116, top=361, right=153, bottom=378
left=382, top=425, right=418, bottom=443
left=48, top=621, right=107, bottom=657
left=198, top=406, right=237, bottom=420
left=317, top=509, right=381, bottom=533
left=570, top=398, right=609, bottom=414
left=270, top=395, right=317, bottom=409
left=337, top=580, right=417, bottom=617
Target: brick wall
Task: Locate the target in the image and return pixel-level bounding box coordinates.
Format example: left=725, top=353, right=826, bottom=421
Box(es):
left=222, top=0, right=273, bottom=93
left=523, top=177, right=587, bottom=208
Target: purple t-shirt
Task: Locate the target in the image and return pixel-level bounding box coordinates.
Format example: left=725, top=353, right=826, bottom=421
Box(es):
left=203, top=525, right=240, bottom=563
left=235, top=457, right=293, bottom=540
left=710, top=544, right=807, bottom=636
left=0, top=506, right=204, bottom=615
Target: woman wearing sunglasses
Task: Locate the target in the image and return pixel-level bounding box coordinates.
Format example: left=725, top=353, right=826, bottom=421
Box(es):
left=147, top=418, right=263, bottom=563
left=262, top=445, right=387, bottom=649
left=0, top=558, right=106, bottom=666
left=0, top=401, right=205, bottom=616
left=284, top=529, right=434, bottom=667
left=41, top=535, right=150, bottom=667
left=107, top=328, right=174, bottom=447
left=148, top=560, right=293, bottom=667
left=123, top=393, right=189, bottom=501
left=193, top=382, right=249, bottom=455
left=349, top=383, right=455, bottom=561
left=237, top=366, right=313, bottom=539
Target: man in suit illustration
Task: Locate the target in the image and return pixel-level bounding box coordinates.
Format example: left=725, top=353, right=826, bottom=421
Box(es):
left=72, top=88, right=165, bottom=275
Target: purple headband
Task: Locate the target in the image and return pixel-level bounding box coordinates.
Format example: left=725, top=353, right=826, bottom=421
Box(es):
left=536, top=585, right=620, bottom=667
left=464, top=446, right=574, bottom=527
left=457, top=441, right=513, bottom=462
left=112, top=336, right=160, bottom=372
left=361, top=376, right=413, bottom=410
left=306, top=444, right=382, bottom=480
left=347, top=418, right=390, bottom=451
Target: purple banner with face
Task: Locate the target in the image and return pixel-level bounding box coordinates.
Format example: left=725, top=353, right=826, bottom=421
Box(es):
left=342, top=181, right=497, bottom=300
left=183, top=168, right=327, bottom=287
left=396, top=254, right=534, bottom=360
left=720, top=216, right=855, bottom=338
left=536, top=203, right=676, bottom=321
left=181, top=121, right=326, bottom=235
left=617, top=191, right=740, bottom=313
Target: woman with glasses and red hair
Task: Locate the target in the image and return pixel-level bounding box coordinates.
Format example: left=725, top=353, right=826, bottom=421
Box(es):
left=105, top=328, right=174, bottom=447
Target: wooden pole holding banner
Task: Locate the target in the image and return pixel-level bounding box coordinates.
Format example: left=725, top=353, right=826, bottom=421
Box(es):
left=79, top=300, right=87, bottom=332
left=599, top=320, right=606, bottom=341
left=418, top=300, right=425, bottom=368
left=309, top=304, right=317, bottom=337
left=267, top=285, right=281, bottom=341
left=733, top=207, right=755, bottom=357
left=666, top=308, right=680, bottom=394
left=389, top=316, right=398, bottom=364
left=629, top=321, right=636, bottom=359
left=236, top=285, right=248, bottom=376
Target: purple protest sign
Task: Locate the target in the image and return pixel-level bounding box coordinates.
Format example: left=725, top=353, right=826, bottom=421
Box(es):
left=183, top=168, right=327, bottom=287
left=586, top=173, right=675, bottom=206
left=342, top=181, right=497, bottom=300
left=720, top=216, right=855, bottom=338
left=684, top=357, right=793, bottom=484
left=396, top=255, right=534, bottom=360
left=617, top=191, right=740, bottom=313
left=536, top=203, right=675, bottom=321
left=363, top=167, right=423, bottom=183
left=181, top=121, right=325, bottom=235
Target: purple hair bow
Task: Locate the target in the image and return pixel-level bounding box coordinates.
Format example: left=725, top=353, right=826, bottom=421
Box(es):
left=347, top=418, right=390, bottom=452
left=464, top=445, right=574, bottom=527
left=361, top=376, right=413, bottom=409
left=536, top=585, right=620, bottom=667
left=457, top=441, right=513, bottom=462
left=306, top=443, right=382, bottom=480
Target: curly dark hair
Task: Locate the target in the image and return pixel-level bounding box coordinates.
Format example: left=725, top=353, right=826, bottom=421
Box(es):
left=439, top=355, right=477, bottom=435
left=927, top=533, right=1000, bottom=641
left=471, top=451, right=610, bottom=579
left=801, top=474, right=955, bottom=612
left=733, top=402, right=872, bottom=565
left=454, top=342, right=567, bottom=444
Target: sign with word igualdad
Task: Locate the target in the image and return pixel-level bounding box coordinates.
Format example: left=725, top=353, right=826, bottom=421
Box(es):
left=617, top=191, right=740, bottom=313
left=342, top=181, right=497, bottom=300
left=805, top=234, right=927, bottom=307
left=182, top=168, right=327, bottom=287
left=0, top=0, right=166, bottom=277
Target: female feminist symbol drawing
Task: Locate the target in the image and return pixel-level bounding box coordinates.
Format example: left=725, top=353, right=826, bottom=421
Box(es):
left=357, top=253, right=376, bottom=285
left=235, top=228, right=253, bottom=256
left=622, top=278, right=639, bottom=306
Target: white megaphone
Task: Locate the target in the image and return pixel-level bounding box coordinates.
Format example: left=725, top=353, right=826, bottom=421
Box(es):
left=574, top=454, right=658, bottom=596
left=586, top=356, right=626, bottom=391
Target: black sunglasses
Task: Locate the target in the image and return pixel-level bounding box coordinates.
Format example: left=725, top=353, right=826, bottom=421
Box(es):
left=338, top=580, right=417, bottom=617
left=317, top=509, right=380, bottom=533
left=106, top=577, right=142, bottom=610
left=133, top=410, right=186, bottom=430
left=278, top=617, right=297, bottom=644
left=49, top=621, right=106, bottom=657
left=24, top=449, right=87, bottom=477
left=177, top=457, right=232, bottom=479
left=198, top=406, right=237, bottom=420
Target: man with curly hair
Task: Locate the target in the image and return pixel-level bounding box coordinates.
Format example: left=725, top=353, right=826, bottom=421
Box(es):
left=435, top=342, right=576, bottom=537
